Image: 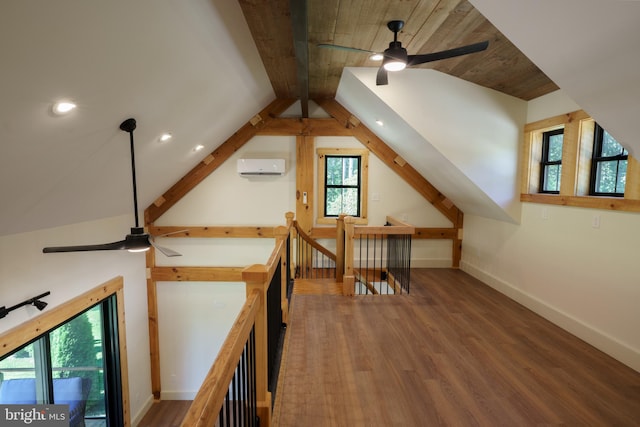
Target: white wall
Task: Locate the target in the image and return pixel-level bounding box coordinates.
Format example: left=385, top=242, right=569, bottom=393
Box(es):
left=315, top=136, right=454, bottom=267
left=461, top=91, right=640, bottom=372
left=0, top=215, right=152, bottom=423
left=338, top=67, right=527, bottom=224
left=156, top=281, right=246, bottom=399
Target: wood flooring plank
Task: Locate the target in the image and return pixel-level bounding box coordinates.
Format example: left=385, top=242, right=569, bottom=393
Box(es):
left=273, top=268, right=640, bottom=426
left=137, top=400, right=191, bottom=427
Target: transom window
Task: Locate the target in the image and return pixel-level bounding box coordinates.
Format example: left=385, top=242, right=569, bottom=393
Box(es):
left=317, top=148, right=368, bottom=224
left=590, top=124, right=628, bottom=196
left=539, top=129, right=564, bottom=194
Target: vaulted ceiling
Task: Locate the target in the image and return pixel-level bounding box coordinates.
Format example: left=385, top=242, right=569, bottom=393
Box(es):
left=1, top=0, right=638, bottom=237
left=239, top=0, right=558, bottom=102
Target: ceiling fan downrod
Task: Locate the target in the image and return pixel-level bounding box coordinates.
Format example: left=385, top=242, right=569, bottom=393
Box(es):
left=119, top=118, right=142, bottom=233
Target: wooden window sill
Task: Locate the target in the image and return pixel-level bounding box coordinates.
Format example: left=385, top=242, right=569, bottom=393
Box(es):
left=521, top=193, right=640, bottom=213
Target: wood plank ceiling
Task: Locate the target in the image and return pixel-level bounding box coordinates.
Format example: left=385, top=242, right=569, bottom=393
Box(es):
left=239, top=0, right=558, bottom=105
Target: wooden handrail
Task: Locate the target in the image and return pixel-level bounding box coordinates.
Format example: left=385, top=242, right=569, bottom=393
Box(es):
left=293, top=221, right=337, bottom=260
left=181, top=290, right=261, bottom=427
left=354, top=215, right=415, bottom=236
left=354, top=225, right=415, bottom=235
left=173, top=212, right=295, bottom=427
left=385, top=215, right=413, bottom=227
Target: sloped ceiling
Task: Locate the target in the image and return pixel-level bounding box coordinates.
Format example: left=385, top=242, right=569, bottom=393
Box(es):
left=337, top=67, right=526, bottom=223
left=240, top=0, right=559, bottom=101
left=0, top=0, right=273, bottom=236
left=469, top=0, right=640, bottom=158
left=1, top=0, right=639, bottom=238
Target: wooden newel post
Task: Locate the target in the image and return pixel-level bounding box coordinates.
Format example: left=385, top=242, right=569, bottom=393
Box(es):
left=242, top=264, right=272, bottom=427
left=342, top=216, right=356, bottom=296
left=274, top=225, right=290, bottom=324
left=285, top=211, right=295, bottom=228
left=336, top=214, right=346, bottom=282
left=285, top=211, right=296, bottom=284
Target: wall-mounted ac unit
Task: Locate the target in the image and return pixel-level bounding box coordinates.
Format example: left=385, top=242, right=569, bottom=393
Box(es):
left=237, top=158, right=285, bottom=176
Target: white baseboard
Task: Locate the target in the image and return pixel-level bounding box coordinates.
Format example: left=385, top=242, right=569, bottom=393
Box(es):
left=161, top=390, right=197, bottom=400
left=461, top=260, right=640, bottom=373
left=131, top=394, right=155, bottom=427
left=410, top=258, right=451, bottom=268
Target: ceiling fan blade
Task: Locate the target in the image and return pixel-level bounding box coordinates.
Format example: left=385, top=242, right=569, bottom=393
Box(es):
left=43, top=240, right=128, bottom=253
left=151, top=241, right=182, bottom=257
left=317, top=43, right=375, bottom=54
left=407, top=40, right=489, bottom=67
left=376, top=66, right=388, bottom=86
left=148, top=229, right=186, bottom=257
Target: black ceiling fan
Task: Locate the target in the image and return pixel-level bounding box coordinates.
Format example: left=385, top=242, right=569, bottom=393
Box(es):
left=42, top=118, right=181, bottom=257
left=318, top=20, right=489, bottom=86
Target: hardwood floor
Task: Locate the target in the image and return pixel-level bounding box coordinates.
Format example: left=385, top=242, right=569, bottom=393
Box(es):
left=272, top=268, right=640, bottom=426
left=137, top=400, right=192, bottom=427
left=139, top=269, right=640, bottom=426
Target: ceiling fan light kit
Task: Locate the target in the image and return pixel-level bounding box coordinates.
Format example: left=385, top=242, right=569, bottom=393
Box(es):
left=42, top=118, right=181, bottom=257
left=318, top=19, right=489, bottom=85
left=382, top=21, right=408, bottom=71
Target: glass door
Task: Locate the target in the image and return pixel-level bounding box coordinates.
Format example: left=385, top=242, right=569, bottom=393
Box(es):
left=0, top=295, right=122, bottom=427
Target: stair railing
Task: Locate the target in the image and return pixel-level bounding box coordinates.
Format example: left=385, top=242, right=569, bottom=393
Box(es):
left=180, top=219, right=292, bottom=427
left=337, top=215, right=414, bottom=296
left=290, top=221, right=337, bottom=280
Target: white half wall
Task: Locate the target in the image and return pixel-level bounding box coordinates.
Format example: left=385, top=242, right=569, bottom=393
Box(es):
left=157, top=281, right=246, bottom=400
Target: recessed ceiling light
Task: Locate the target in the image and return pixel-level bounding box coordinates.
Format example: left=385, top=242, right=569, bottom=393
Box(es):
left=159, top=133, right=172, bottom=143
left=375, top=119, right=384, bottom=126
left=193, top=144, right=205, bottom=152
left=369, top=53, right=383, bottom=61
left=52, top=101, right=77, bottom=116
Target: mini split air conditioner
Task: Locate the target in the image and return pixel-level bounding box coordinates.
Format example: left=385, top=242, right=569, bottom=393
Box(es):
left=237, top=158, right=285, bottom=176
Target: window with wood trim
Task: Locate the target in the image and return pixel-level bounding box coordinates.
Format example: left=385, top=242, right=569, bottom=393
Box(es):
left=539, top=129, right=564, bottom=194
left=521, top=110, right=640, bottom=212
left=590, top=124, right=628, bottom=197
left=0, top=295, right=125, bottom=426
left=317, top=148, right=368, bottom=224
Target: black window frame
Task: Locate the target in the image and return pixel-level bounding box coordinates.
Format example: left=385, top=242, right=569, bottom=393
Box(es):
left=539, top=128, right=564, bottom=194
left=323, top=155, right=362, bottom=218
left=589, top=124, right=628, bottom=197
left=0, top=295, right=124, bottom=427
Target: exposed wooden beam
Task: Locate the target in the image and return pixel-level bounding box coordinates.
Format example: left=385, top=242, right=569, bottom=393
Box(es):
left=146, top=249, right=161, bottom=401
left=144, top=98, right=295, bottom=224
left=290, top=0, right=309, bottom=117
left=150, top=267, right=245, bottom=282
left=256, top=118, right=352, bottom=136
left=148, top=226, right=277, bottom=239
left=296, top=136, right=315, bottom=234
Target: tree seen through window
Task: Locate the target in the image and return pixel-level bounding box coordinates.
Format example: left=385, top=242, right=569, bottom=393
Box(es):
left=325, top=155, right=360, bottom=217
left=539, top=129, right=564, bottom=193
left=591, top=124, right=628, bottom=196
